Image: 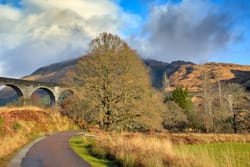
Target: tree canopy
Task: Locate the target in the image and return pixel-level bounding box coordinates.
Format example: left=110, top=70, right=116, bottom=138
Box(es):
left=68, top=33, right=164, bottom=131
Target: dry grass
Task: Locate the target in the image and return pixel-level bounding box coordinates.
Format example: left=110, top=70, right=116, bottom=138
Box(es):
left=0, top=106, right=78, bottom=167
left=0, top=126, right=30, bottom=157
left=0, top=106, right=44, bottom=113
left=167, top=133, right=250, bottom=144
left=85, top=133, right=176, bottom=167
left=81, top=132, right=250, bottom=167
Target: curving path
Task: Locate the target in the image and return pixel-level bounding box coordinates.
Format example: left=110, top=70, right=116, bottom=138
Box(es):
left=21, top=130, right=91, bottom=167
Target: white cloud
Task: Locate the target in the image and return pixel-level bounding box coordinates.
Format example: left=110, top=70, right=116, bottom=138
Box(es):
left=0, top=0, right=137, bottom=78
left=131, top=0, right=236, bottom=63
left=0, top=4, right=21, bottom=20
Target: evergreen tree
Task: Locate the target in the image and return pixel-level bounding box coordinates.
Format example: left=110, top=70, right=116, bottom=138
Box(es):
left=171, top=87, right=199, bottom=130
left=172, top=87, right=193, bottom=114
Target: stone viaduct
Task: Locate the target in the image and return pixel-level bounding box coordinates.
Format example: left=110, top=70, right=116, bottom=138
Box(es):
left=0, top=77, right=71, bottom=106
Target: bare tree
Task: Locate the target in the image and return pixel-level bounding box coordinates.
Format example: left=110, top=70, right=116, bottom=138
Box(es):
left=223, top=83, right=249, bottom=133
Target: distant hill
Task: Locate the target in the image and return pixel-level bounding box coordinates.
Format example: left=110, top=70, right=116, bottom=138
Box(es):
left=144, top=59, right=194, bottom=89
left=23, top=57, right=193, bottom=89
left=166, top=62, right=250, bottom=92
left=22, top=57, right=250, bottom=92
left=23, top=58, right=78, bottom=83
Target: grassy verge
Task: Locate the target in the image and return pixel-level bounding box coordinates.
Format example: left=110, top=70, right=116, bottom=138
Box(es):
left=70, top=132, right=250, bottom=167
left=70, top=136, right=117, bottom=167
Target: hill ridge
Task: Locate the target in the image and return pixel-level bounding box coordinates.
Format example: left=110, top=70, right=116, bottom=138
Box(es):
left=22, top=57, right=250, bottom=91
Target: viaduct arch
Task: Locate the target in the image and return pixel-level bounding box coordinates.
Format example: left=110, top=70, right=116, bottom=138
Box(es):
left=0, top=77, right=72, bottom=106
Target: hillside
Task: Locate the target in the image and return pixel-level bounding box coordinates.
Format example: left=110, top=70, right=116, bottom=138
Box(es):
left=144, top=59, right=194, bottom=89
left=23, top=58, right=193, bottom=89
left=0, top=106, right=77, bottom=167
left=23, top=58, right=78, bottom=83
left=166, top=62, right=250, bottom=92
left=22, top=57, right=250, bottom=92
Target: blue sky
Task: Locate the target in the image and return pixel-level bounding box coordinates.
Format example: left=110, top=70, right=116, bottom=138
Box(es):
left=0, top=0, right=250, bottom=77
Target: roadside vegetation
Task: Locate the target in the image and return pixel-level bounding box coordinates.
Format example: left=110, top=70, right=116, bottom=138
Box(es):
left=71, top=132, right=250, bottom=167
left=70, top=135, right=117, bottom=167
left=0, top=106, right=78, bottom=167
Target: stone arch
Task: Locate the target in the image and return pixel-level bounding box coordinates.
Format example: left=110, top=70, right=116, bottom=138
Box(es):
left=31, top=87, right=56, bottom=106
left=5, top=84, right=23, bottom=96
left=0, top=84, right=24, bottom=106
left=58, top=89, right=75, bottom=105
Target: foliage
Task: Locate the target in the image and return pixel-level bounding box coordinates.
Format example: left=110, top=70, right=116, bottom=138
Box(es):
left=163, top=101, right=188, bottom=132
left=12, top=122, right=22, bottom=131
left=165, top=87, right=199, bottom=130
left=66, top=33, right=164, bottom=131
left=172, top=87, right=193, bottom=114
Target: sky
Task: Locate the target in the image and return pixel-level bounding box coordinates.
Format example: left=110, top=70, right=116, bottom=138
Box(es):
left=0, top=0, right=250, bottom=78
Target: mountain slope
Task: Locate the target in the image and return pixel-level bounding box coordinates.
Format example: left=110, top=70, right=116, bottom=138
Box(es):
left=23, top=57, right=250, bottom=92
left=24, top=58, right=193, bottom=89
left=166, top=62, right=250, bottom=92
left=23, top=58, right=78, bottom=82
left=144, top=59, right=194, bottom=89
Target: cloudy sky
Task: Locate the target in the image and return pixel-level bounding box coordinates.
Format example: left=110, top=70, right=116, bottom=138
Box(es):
left=0, top=0, right=250, bottom=78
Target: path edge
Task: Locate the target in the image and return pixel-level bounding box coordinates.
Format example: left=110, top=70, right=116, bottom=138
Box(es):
left=6, top=136, right=45, bottom=167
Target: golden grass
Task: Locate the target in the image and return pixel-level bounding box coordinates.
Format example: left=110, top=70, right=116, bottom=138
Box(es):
left=86, top=133, right=176, bottom=167
left=0, top=127, right=30, bottom=158
left=80, top=132, right=250, bottom=167
left=0, top=106, right=45, bottom=113
left=0, top=106, right=78, bottom=167
left=167, top=133, right=250, bottom=144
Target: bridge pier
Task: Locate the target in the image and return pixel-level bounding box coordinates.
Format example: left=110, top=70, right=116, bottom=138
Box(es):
left=23, top=97, right=32, bottom=106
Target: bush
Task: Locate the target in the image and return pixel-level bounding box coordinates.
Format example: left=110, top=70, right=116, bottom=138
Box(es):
left=163, top=101, right=188, bottom=132
left=12, top=122, right=22, bottom=131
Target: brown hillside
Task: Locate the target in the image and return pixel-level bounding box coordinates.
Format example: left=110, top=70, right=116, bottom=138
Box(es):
left=166, top=63, right=250, bottom=92
left=19, top=58, right=250, bottom=92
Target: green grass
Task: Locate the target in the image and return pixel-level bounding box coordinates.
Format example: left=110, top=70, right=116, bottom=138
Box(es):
left=70, top=136, right=117, bottom=167
left=176, top=143, right=250, bottom=167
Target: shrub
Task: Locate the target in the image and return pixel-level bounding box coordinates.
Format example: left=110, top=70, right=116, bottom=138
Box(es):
left=163, top=101, right=188, bottom=132
left=12, top=122, right=22, bottom=130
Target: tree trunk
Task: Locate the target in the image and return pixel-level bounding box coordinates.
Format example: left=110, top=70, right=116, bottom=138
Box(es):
left=233, top=112, right=237, bottom=133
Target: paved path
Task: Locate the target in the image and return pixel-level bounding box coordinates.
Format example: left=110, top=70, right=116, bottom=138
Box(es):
left=21, top=131, right=91, bottom=167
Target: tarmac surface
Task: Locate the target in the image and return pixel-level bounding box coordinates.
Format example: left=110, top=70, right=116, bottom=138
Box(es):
left=21, top=130, right=90, bottom=167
